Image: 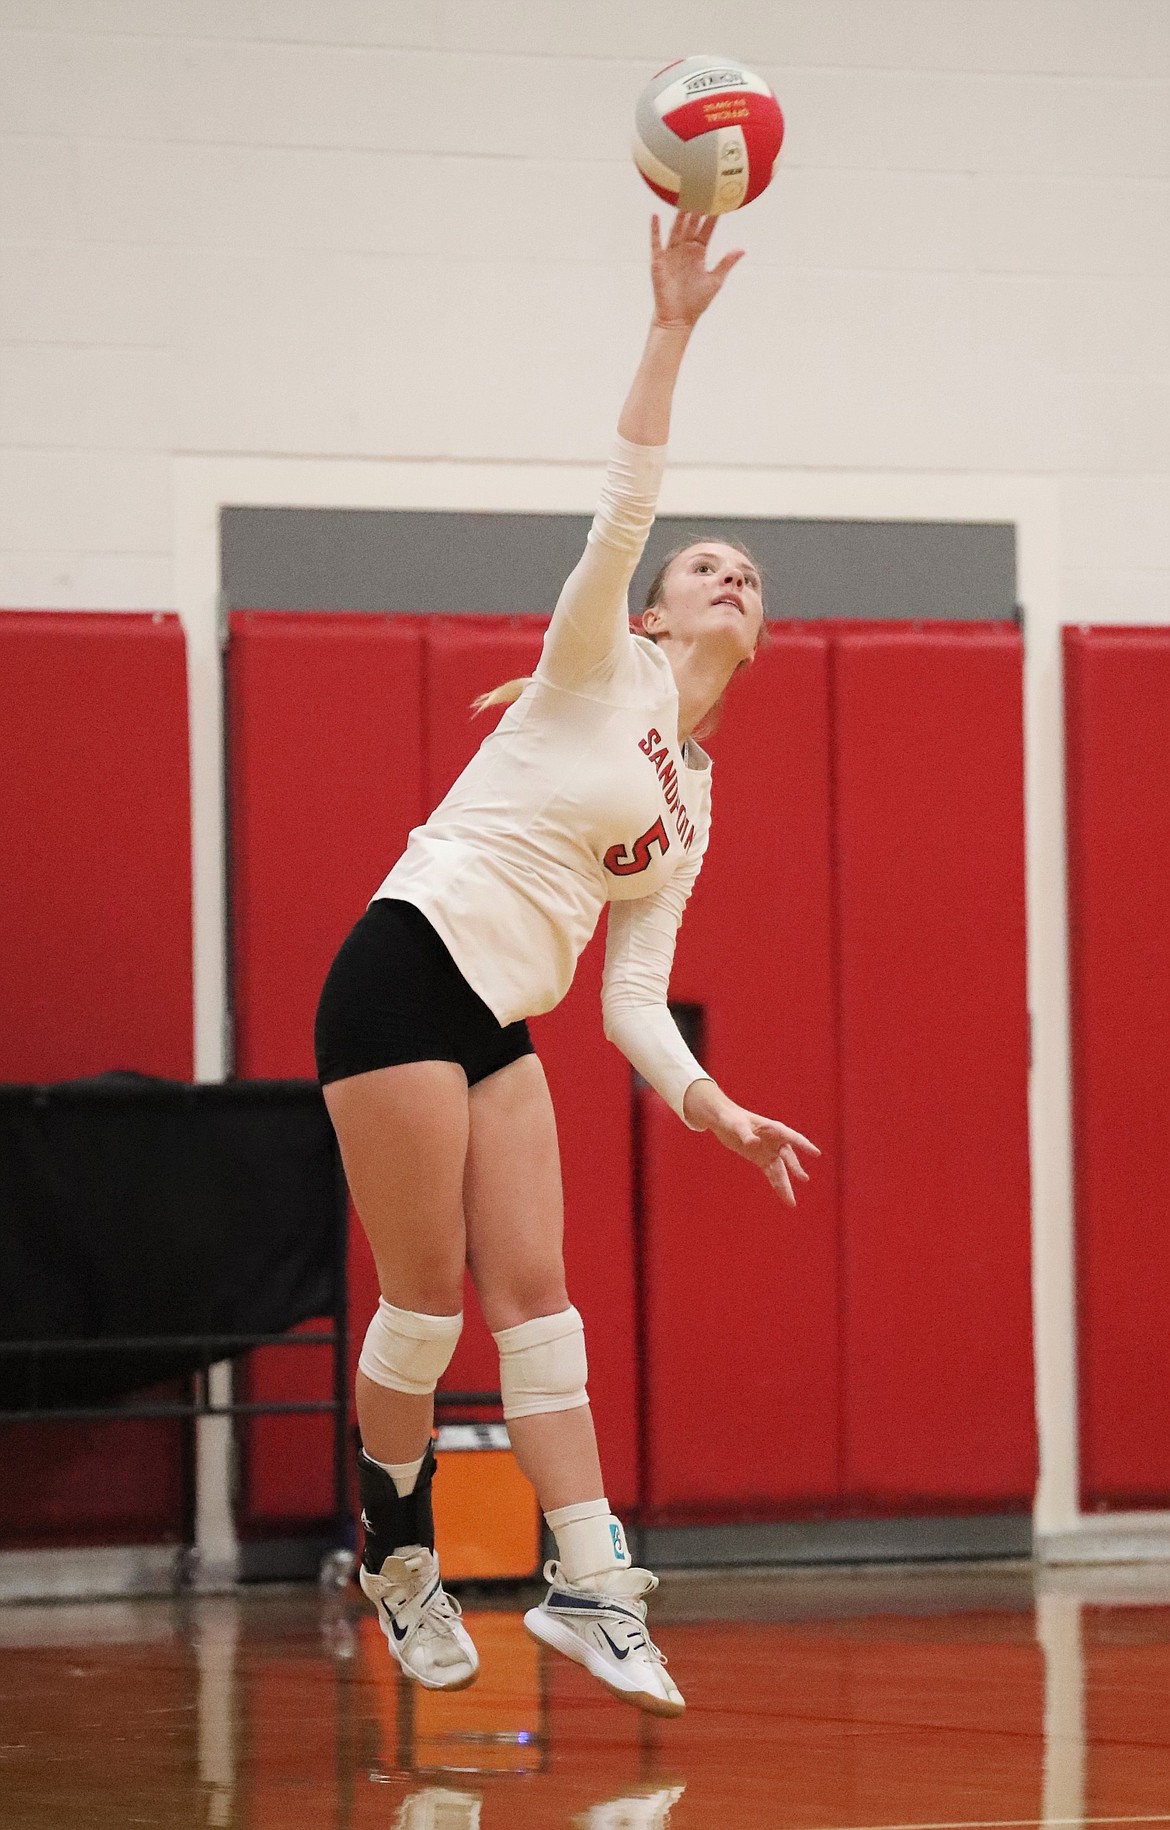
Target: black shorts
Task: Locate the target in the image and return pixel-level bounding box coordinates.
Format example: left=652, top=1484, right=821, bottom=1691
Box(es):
left=314, top=897, right=536, bottom=1088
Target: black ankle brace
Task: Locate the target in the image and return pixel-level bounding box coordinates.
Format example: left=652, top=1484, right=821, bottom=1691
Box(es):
left=357, top=1437, right=437, bottom=1572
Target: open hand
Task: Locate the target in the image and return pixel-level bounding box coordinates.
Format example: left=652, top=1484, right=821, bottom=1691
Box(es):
left=683, top=1081, right=820, bottom=1205
left=650, top=210, right=745, bottom=330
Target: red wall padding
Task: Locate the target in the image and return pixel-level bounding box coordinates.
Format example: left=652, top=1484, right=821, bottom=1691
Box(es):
left=0, top=604, right=1039, bottom=1548
left=0, top=610, right=193, bottom=1547
left=0, top=612, right=193, bottom=1082
left=1065, top=627, right=1170, bottom=1506
left=421, top=619, right=640, bottom=1514
left=227, top=613, right=1036, bottom=1530
left=834, top=627, right=1035, bottom=1508
left=639, top=631, right=841, bottom=1522
left=227, top=612, right=426, bottom=1526
left=228, top=613, right=427, bottom=1080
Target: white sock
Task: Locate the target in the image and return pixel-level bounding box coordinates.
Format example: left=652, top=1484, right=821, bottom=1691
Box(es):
left=371, top=1451, right=426, bottom=1499
left=545, top=1498, right=632, bottom=1588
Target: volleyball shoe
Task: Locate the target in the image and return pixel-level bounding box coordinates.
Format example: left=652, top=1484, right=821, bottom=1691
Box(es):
left=357, top=1439, right=478, bottom=1691
left=523, top=1561, right=684, bottom=1716
left=574, top=1782, right=686, bottom=1828
left=393, top=1784, right=482, bottom=1829
left=360, top=1546, right=479, bottom=1691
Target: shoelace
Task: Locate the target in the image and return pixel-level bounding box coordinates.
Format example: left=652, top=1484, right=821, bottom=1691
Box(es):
left=392, top=1556, right=465, bottom=1639
left=431, top=1590, right=463, bottom=1623
left=637, top=1622, right=670, bottom=1668
left=608, top=1610, right=670, bottom=1669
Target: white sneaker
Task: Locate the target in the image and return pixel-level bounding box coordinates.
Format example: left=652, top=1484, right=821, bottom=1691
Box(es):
left=574, top=1781, right=686, bottom=1827
left=523, top=1561, right=684, bottom=1717
left=393, top=1785, right=482, bottom=1829
left=360, top=1546, right=479, bottom=1691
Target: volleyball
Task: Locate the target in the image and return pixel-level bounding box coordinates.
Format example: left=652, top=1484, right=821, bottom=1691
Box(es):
left=632, top=55, right=785, bottom=214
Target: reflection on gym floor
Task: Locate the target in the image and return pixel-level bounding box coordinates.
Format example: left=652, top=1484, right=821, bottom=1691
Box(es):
left=2, top=1561, right=1170, bottom=1829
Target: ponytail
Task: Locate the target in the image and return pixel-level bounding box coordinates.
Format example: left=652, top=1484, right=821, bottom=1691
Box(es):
left=470, top=676, right=533, bottom=716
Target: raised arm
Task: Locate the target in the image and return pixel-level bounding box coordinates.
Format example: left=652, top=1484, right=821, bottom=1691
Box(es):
left=537, top=214, right=745, bottom=693
left=620, top=211, right=744, bottom=444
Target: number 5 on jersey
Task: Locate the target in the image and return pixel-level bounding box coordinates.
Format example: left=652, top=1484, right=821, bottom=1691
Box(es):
left=604, top=816, right=670, bottom=878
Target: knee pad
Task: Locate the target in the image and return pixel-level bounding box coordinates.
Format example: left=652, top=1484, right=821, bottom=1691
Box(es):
left=492, top=1305, right=588, bottom=1420
left=358, top=1299, right=463, bottom=1396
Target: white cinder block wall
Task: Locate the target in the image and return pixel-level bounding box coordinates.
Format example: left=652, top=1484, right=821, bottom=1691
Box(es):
left=1, top=0, right=1167, bottom=616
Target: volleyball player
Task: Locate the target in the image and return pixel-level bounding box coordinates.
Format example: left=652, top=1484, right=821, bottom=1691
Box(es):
left=314, top=211, right=819, bottom=1716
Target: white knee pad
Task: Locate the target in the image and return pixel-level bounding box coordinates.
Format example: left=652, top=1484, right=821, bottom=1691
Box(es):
left=492, top=1305, right=588, bottom=1420
left=358, top=1299, right=463, bottom=1396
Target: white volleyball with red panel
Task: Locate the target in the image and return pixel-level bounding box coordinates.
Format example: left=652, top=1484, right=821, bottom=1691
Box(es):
left=633, top=55, right=784, bottom=214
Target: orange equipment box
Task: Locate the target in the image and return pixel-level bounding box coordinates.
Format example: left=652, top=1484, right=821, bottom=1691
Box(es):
left=431, top=1423, right=542, bottom=1582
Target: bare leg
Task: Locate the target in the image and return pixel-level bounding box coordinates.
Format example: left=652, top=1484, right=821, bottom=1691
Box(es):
left=324, top=1060, right=469, bottom=1463
left=323, top=1059, right=483, bottom=1694
left=463, top=1055, right=685, bottom=1711
left=504, top=1409, right=605, bottom=1513
left=463, top=1053, right=605, bottom=1509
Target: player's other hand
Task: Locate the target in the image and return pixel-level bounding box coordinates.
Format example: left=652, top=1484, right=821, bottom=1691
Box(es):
left=682, top=1081, right=820, bottom=1205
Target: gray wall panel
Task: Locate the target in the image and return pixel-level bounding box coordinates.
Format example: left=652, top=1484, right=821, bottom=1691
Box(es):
left=221, top=507, right=1017, bottom=622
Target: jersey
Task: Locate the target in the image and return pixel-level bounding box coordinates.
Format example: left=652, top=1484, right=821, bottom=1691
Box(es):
left=372, top=435, right=714, bottom=1128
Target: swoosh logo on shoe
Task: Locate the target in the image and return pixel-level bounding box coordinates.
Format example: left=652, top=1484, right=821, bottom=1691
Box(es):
left=381, top=1601, right=408, bottom=1643
left=599, top=1627, right=630, bottom=1661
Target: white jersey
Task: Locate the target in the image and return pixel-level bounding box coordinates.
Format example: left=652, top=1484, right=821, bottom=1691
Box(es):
left=373, top=435, right=713, bottom=1128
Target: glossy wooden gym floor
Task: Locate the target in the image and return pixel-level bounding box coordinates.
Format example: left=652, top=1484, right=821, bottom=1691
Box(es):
left=2, top=1561, right=1169, bottom=1829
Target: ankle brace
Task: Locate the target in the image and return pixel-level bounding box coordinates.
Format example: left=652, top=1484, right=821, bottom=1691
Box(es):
left=545, top=1497, right=632, bottom=1585
left=358, top=1435, right=436, bottom=1570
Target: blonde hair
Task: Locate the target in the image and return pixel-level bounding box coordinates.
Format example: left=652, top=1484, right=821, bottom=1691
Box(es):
left=471, top=674, right=531, bottom=715
left=471, top=538, right=767, bottom=725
